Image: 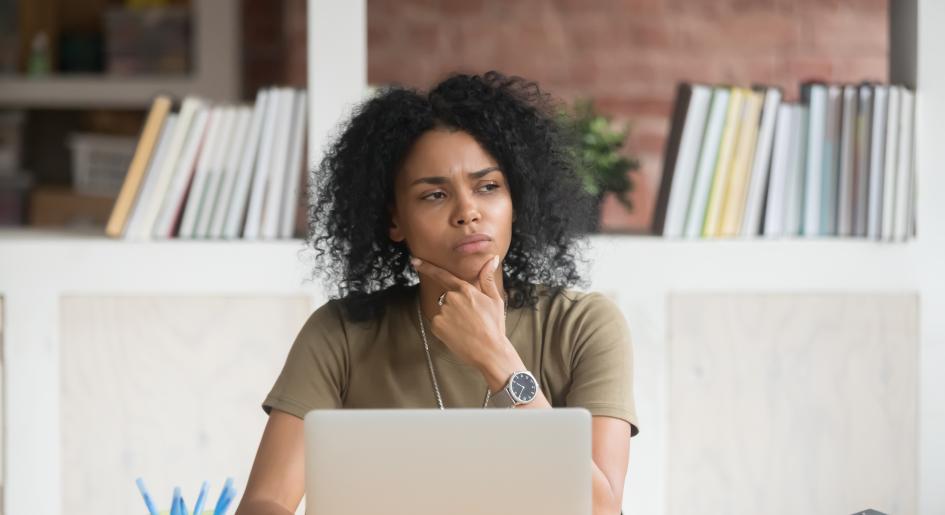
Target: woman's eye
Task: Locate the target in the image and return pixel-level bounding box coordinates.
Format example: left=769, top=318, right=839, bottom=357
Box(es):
left=423, top=191, right=446, bottom=201
left=479, top=183, right=500, bottom=193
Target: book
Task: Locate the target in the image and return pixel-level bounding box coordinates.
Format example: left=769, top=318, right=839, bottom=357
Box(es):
left=224, top=89, right=270, bottom=239
left=262, top=88, right=296, bottom=239
left=762, top=103, right=795, bottom=237
left=881, top=85, right=901, bottom=241
left=853, top=84, right=873, bottom=237
left=784, top=104, right=808, bottom=237
left=178, top=105, right=225, bottom=238
left=105, top=95, right=172, bottom=238
left=719, top=89, right=764, bottom=237
left=208, top=106, right=253, bottom=239
left=153, top=105, right=210, bottom=238
left=893, top=88, right=915, bottom=241
left=136, top=97, right=204, bottom=238
left=867, top=85, right=888, bottom=240
left=196, top=106, right=239, bottom=238
left=702, top=87, right=746, bottom=237
left=243, top=87, right=282, bottom=239
left=124, top=113, right=177, bottom=240
left=741, top=87, right=782, bottom=237
left=684, top=87, right=730, bottom=239
left=653, top=83, right=712, bottom=237
left=280, top=91, right=308, bottom=239
left=802, top=82, right=827, bottom=236
left=837, top=85, right=857, bottom=237
left=820, top=85, right=843, bottom=235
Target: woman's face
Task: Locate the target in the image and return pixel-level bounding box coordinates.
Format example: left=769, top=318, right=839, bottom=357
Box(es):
left=390, top=128, right=514, bottom=283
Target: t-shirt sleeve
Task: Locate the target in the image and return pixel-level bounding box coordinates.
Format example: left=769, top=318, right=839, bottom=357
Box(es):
left=563, top=292, right=639, bottom=436
left=262, top=300, right=348, bottom=419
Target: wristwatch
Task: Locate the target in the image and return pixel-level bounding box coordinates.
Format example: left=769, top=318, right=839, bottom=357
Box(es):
left=487, top=370, right=538, bottom=408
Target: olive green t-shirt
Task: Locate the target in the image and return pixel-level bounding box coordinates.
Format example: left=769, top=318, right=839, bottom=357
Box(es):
left=262, top=285, right=639, bottom=436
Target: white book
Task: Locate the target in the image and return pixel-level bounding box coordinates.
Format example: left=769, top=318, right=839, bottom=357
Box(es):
left=820, top=85, right=842, bottom=236
left=136, top=97, right=203, bottom=238
left=785, top=105, right=808, bottom=237
left=262, top=88, right=296, bottom=239
left=224, top=89, right=271, bottom=239
left=196, top=107, right=239, bottom=238
left=803, top=84, right=827, bottom=236
left=894, top=88, right=915, bottom=241
left=684, top=87, right=730, bottom=238
left=123, top=114, right=177, bottom=241
left=153, top=106, right=210, bottom=238
left=178, top=106, right=224, bottom=239
left=280, top=91, right=308, bottom=239
left=763, top=103, right=794, bottom=237
left=853, top=85, right=873, bottom=237
left=663, top=85, right=712, bottom=238
left=209, top=107, right=253, bottom=239
left=741, top=87, right=782, bottom=237
left=837, top=85, right=858, bottom=237
left=867, top=85, right=888, bottom=240
left=881, top=85, right=901, bottom=241
left=244, top=88, right=283, bottom=239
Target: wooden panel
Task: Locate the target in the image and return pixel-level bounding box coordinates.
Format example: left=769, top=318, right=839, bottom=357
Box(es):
left=60, top=295, right=312, bottom=515
left=667, top=293, right=917, bottom=515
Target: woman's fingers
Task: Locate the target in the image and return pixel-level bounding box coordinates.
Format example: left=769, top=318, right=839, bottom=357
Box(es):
left=478, top=255, right=501, bottom=301
left=410, top=257, right=467, bottom=292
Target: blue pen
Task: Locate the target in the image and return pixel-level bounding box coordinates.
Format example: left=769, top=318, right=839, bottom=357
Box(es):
left=135, top=478, right=159, bottom=515
left=216, top=484, right=237, bottom=515
left=171, top=486, right=182, bottom=515
left=180, top=493, right=190, bottom=515
left=213, top=478, right=235, bottom=515
left=217, top=491, right=235, bottom=515
left=192, top=481, right=209, bottom=515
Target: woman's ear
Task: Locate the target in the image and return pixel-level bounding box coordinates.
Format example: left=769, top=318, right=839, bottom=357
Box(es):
left=389, top=206, right=405, bottom=242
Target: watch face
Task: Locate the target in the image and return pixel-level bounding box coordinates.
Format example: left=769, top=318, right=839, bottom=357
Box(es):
left=510, top=372, right=537, bottom=402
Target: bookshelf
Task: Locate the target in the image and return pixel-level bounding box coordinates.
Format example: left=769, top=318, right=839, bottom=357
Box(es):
left=1, top=1, right=943, bottom=515
left=0, top=0, right=240, bottom=108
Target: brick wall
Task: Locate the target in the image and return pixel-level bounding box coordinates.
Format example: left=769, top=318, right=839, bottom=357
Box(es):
left=272, top=0, right=888, bottom=232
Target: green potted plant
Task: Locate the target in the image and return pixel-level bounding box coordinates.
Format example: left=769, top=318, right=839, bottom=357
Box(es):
left=568, top=98, right=639, bottom=231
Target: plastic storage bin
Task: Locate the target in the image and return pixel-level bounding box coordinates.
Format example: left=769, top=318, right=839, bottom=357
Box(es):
left=68, top=133, right=137, bottom=197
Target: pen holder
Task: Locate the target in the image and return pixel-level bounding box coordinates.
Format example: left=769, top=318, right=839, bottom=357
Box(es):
left=158, top=511, right=214, bottom=515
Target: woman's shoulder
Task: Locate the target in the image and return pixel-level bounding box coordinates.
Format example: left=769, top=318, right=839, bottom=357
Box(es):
left=533, top=284, right=623, bottom=319
left=307, top=284, right=417, bottom=327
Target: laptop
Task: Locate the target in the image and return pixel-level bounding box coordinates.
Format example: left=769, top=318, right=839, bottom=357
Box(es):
left=303, top=408, right=592, bottom=515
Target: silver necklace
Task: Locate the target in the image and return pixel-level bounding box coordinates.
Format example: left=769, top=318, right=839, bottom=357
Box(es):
left=416, top=296, right=507, bottom=409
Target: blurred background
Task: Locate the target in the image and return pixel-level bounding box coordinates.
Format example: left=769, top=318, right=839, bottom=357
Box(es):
left=0, top=0, right=890, bottom=233
left=2, top=1, right=942, bottom=515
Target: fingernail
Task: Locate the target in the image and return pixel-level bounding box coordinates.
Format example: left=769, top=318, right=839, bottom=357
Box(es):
left=492, top=255, right=500, bottom=270
left=410, top=257, right=421, bottom=267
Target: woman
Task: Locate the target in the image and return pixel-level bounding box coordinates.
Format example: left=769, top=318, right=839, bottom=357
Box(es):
left=236, top=71, right=639, bottom=515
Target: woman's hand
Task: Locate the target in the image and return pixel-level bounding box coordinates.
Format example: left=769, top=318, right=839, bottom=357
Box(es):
left=410, top=255, right=520, bottom=381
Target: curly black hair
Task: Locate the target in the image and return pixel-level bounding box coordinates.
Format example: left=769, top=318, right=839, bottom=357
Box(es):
left=307, top=71, right=596, bottom=322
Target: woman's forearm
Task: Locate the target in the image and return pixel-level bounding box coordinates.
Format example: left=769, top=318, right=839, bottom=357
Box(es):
left=592, top=460, right=623, bottom=515
left=507, top=390, right=623, bottom=515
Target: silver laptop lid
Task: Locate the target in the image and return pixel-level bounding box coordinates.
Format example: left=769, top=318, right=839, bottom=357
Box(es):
left=304, top=408, right=591, bottom=515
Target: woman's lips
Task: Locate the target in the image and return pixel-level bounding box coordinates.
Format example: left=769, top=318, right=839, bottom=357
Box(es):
left=454, top=240, right=492, bottom=254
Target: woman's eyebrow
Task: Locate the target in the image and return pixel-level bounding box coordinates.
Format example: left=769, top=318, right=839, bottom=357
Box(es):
left=409, top=166, right=500, bottom=186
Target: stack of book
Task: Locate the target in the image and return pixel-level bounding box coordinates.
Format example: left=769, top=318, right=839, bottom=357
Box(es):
left=105, top=87, right=308, bottom=240
left=652, top=82, right=916, bottom=241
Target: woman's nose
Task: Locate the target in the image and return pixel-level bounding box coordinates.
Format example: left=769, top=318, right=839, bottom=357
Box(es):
left=453, top=196, right=481, bottom=226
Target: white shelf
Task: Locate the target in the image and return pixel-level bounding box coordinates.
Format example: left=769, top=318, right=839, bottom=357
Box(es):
left=0, top=0, right=240, bottom=108
left=0, top=75, right=229, bottom=109
left=0, top=229, right=921, bottom=294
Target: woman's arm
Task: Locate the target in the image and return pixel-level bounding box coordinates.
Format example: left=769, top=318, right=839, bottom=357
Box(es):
left=484, top=365, right=631, bottom=515
left=234, top=410, right=306, bottom=515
